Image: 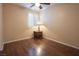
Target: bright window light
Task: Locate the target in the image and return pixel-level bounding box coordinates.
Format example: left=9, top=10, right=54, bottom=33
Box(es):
left=28, top=13, right=36, bottom=28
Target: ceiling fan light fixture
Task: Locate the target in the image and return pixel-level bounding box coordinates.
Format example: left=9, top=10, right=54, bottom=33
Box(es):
left=39, top=5, right=42, bottom=9
left=35, top=3, right=40, bottom=7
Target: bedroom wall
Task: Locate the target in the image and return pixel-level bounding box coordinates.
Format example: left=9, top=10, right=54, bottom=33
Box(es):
left=41, top=4, right=79, bottom=48
left=3, top=4, right=38, bottom=43
left=3, top=3, right=79, bottom=49
left=0, top=4, right=3, bottom=50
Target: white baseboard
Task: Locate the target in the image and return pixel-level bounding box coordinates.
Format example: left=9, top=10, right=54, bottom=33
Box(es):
left=3, top=36, right=79, bottom=50
left=44, top=36, right=79, bottom=50
left=3, top=36, right=31, bottom=44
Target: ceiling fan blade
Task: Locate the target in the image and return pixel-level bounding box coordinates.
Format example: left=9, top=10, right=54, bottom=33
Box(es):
left=40, top=3, right=50, bottom=5
left=30, top=3, right=35, bottom=7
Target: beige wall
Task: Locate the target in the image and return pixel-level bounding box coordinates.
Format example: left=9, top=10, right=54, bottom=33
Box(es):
left=3, top=4, right=38, bottom=42
left=3, top=3, right=79, bottom=48
left=41, top=4, right=79, bottom=48
left=0, top=4, right=3, bottom=50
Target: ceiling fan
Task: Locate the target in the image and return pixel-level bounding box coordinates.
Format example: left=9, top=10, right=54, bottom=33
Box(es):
left=30, top=3, right=51, bottom=9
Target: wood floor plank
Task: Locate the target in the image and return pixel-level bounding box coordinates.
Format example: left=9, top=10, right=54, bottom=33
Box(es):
left=0, top=39, right=79, bottom=56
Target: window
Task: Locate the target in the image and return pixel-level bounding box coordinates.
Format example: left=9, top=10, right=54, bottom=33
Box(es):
left=28, top=13, right=37, bottom=28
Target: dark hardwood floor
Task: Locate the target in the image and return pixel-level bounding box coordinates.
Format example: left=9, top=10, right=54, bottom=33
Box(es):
left=0, top=39, right=79, bottom=56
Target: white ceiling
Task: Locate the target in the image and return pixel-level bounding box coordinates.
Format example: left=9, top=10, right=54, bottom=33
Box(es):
left=16, top=3, right=53, bottom=12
